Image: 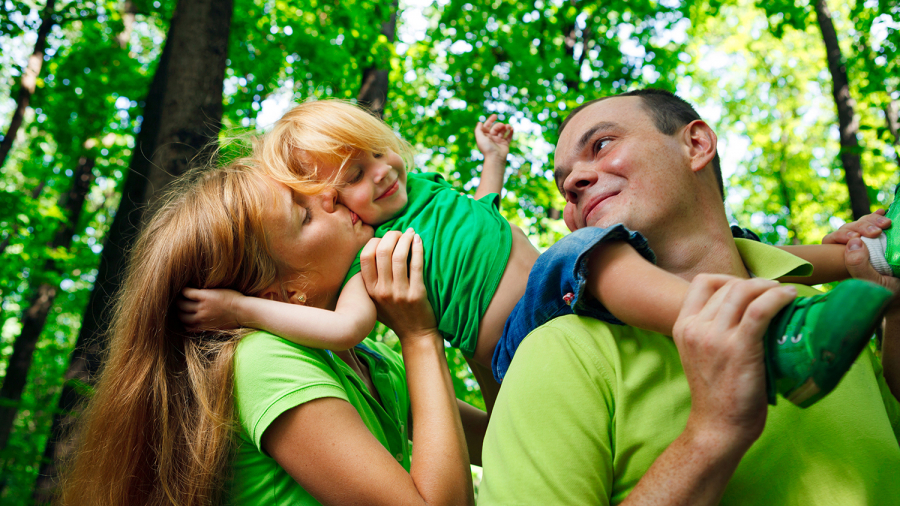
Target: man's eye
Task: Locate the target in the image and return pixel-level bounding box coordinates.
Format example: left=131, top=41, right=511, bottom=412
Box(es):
left=594, top=138, right=611, bottom=153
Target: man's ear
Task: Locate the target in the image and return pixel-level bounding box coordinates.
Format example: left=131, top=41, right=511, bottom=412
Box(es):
left=684, top=120, right=717, bottom=173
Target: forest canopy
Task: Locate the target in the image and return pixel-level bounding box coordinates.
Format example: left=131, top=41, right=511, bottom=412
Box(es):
left=0, top=0, right=897, bottom=502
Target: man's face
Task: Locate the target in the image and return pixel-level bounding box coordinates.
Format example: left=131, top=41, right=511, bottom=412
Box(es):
left=554, top=97, right=692, bottom=235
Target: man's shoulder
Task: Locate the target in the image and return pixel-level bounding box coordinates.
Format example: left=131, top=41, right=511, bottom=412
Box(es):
left=522, top=315, right=672, bottom=371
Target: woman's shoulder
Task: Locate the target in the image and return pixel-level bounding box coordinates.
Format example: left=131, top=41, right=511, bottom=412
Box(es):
left=234, top=332, right=346, bottom=393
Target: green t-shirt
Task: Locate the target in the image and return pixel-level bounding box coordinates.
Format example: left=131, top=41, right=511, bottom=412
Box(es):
left=481, top=239, right=900, bottom=505
left=228, top=333, right=411, bottom=505
left=345, top=172, right=512, bottom=357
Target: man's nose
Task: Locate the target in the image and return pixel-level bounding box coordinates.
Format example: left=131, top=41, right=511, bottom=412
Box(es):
left=563, top=167, right=598, bottom=203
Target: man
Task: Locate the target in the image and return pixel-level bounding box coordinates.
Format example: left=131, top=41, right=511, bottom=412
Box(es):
left=479, top=89, right=900, bottom=505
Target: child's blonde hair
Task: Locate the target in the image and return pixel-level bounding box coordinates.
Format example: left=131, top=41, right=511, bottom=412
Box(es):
left=257, top=99, right=414, bottom=188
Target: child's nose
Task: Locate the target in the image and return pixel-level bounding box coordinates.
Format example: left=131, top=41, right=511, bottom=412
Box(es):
left=372, top=163, right=389, bottom=183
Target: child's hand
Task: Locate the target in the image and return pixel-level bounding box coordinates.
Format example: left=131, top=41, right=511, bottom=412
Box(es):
left=822, top=209, right=890, bottom=245
left=359, top=228, right=437, bottom=342
left=177, top=287, right=245, bottom=332
left=475, top=114, right=513, bottom=161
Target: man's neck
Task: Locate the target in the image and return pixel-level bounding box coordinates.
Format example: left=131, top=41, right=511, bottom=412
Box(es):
left=649, top=214, right=750, bottom=282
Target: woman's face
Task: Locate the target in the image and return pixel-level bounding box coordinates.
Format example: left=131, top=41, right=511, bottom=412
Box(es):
left=263, top=179, right=374, bottom=308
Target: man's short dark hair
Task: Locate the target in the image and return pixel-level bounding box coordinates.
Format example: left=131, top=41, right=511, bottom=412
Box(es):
left=559, top=89, right=724, bottom=199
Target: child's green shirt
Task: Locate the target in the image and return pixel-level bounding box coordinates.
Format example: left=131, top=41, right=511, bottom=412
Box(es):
left=345, top=172, right=512, bottom=357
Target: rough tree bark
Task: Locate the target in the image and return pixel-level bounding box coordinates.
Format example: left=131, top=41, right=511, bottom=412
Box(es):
left=357, top=0, right=398, bottom=119
left=0, top=157, right=94, bottom=461
left=0, top=0, right=57, bottom=170
left=33, top=0, right=234, bottom=501
left=814, top=0, right=871, bottom=219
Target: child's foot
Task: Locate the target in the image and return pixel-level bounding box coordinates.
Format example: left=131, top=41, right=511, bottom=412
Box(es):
left=861, top=197, right=900, bottom=276
left=763, top=278, right=893, bottom=408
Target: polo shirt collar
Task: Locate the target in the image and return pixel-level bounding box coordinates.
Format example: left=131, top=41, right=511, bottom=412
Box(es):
left=735, top=238, right=813, bottom=280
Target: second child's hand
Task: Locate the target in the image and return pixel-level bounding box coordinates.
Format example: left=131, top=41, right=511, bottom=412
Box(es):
left=474, top=113, right=514, bottom=200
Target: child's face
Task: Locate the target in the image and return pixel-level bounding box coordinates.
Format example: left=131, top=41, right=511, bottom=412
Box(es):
left=325, top=149, right=408, bottom=226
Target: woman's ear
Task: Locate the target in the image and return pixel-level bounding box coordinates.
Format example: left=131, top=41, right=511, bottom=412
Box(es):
left=684, top=120, right=717, bottom=173
left=259, top=286, right=283, bottom=302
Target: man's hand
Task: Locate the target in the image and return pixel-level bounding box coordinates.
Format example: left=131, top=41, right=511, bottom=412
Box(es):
left=622, top=275, right=797, bottom=506
left=177, top=287, right=245, bottom=331
left=673, top=275, right=796, bottom=446
left=822, top=209, right=890, bottom=246
left=824, top=209, right=899, bottom=306
left=475, top=114, right=513, bottom=162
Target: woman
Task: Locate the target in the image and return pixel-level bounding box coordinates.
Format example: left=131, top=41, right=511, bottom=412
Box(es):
left=59, top=162, right=485, bottom=505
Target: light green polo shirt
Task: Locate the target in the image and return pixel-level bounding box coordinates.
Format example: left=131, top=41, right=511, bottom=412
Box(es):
left=480, top=239, right=900, bottom=505
left=228, top=334, right=411, bottom=505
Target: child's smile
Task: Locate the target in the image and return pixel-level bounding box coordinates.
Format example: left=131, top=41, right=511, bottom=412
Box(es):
left=328, top=149, right=408, bottom=226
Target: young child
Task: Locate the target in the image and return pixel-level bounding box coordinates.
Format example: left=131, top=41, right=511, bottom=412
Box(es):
left=179, top=99, right=894, bottom=409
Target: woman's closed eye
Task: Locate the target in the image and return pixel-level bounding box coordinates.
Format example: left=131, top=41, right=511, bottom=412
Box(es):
left=303, top=206, right=312, bottom=225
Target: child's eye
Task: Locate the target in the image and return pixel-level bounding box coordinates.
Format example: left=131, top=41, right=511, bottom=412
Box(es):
left=373, top=152, right=384, bottom=159
left=347, top=169, right=364, bottom=184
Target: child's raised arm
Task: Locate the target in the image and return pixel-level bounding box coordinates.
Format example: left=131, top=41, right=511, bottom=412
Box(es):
left=474, top=114, right=513, bottom=200
left=177, top=274, right=376, bottom=351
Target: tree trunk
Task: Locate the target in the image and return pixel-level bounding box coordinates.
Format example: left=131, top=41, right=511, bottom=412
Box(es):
left=357, top=0, right=398, bottom=119
left=116, top=0, right=137, bottom=50
left=0, top=0, right=57, bottom=169
left=0, top=156, right=94, bottom=490
left=33, top=0, right=233, bottom=501
left=814, top=0, right=870, bottom=219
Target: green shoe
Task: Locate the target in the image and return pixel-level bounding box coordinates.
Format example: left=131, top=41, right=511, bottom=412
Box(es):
left=862, top=191, right=900, bottom=276
left=764, top=278, right=893, bottom=408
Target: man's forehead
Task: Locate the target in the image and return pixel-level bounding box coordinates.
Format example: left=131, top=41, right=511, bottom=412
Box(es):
left=558, top=96, right=645, bottom=146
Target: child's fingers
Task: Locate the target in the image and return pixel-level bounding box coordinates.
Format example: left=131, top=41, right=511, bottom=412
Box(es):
left=483, top=114, right=497, bottom=130
left=175, top=298, right=199, bottom=313
left=182, top=287, right=202, bottom=300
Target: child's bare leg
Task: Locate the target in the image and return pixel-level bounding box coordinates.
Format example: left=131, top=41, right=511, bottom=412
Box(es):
left=587, top=241, right=689, bottom=336
left=777, top=244, right=849, bottom=285
left=472, top=225, right=539, bottom=409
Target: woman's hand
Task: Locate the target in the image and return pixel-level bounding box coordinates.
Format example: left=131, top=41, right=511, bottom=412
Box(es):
left=177, top=287, right=244, bottom=331
left=359, top=228, right=438, bottom=342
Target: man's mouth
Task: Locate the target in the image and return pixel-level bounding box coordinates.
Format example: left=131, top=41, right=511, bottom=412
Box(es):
left=581, top=191, right=619, bottom=226
left=350, top=211, right=359, bottom=225
left=375, top=180, right=399, bottom=201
